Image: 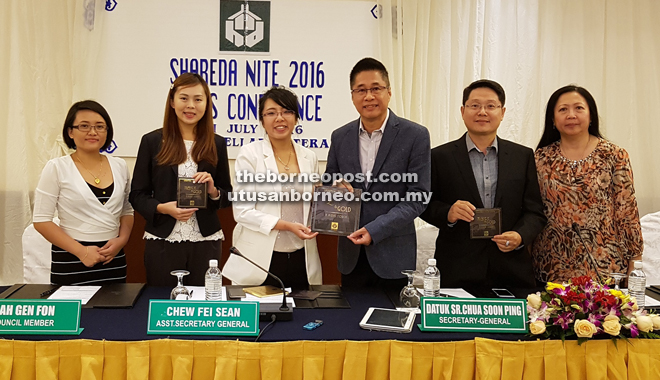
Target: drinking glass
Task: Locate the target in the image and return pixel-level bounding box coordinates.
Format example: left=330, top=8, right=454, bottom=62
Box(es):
left=170, top=270, right=191, bottom=300
left=400, top=270, right=421, bottom=310
left=609, top=273, right=626, bottom=291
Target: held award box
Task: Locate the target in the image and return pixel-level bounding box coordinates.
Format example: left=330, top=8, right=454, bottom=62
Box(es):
left=470, top=208, right=501, bottom=239
left=309, top=186, right=361, bottom=236
left=177, top=178, right=207, bottom=209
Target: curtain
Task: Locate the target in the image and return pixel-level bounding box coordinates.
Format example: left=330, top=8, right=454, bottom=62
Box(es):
left=2, top=338, right=660, bottom=379
left=377, top=0, right=660, bottom=218
left=0, top=0, right=105, bottom=284
left=3, top=0, right=660, bottom=284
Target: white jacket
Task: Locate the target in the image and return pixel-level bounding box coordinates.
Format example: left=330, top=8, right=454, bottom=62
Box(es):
left=222, top=137, right=322, bottom=285
left=33, top=155, right=133, bottom=241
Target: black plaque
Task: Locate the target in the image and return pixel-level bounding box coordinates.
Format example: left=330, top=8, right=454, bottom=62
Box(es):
left=309, top=186, right=361, bottom=236
left=470, top=208, right=501, bottom=239
left=177, top=178, right=207, bottom=209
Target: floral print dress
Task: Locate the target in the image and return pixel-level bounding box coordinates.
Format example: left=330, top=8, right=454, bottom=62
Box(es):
left=531, top=139, right=643, bottom=283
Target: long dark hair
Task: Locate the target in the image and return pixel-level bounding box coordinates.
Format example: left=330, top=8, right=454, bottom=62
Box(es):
left=156, top=73, right=217, bottom=166
left=537, top=85, right=603, bottom=150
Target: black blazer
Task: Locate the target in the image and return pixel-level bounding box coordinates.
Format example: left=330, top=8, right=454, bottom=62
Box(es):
left=421, top=133, right=546, bottom=288
left=129, top=129, right=232, bottom=238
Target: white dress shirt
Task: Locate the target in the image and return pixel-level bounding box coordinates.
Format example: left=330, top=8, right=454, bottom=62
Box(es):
left=359, top=109, right=390, bottom=188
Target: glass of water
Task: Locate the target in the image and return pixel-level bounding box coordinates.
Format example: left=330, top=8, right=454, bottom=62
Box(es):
left=400, top=270, right=421, bottom=310
left=170, top=270, right=191, bottom=300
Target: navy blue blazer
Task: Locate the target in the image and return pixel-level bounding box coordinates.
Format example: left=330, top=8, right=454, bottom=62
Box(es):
left=421, top=133, right=546, bottom=288
left=129, top=129, right=232, bottom=238
left=325, top=110, right=431, bottom=279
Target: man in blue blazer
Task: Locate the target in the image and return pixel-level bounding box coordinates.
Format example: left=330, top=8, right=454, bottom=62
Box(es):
left=421, top=80, right=546, bottom=289
left=325, top=58, right=431, bottom=289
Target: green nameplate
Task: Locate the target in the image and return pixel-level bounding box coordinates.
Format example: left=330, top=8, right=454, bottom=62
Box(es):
left=147, top=300, right=260, bottom=336
left=419, top=298, right=528, bottom=333
left=0, top=300, right=83, bottom=335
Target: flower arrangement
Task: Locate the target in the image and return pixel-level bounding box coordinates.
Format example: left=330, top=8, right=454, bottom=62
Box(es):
left=527, top=276, right=660, bottom=344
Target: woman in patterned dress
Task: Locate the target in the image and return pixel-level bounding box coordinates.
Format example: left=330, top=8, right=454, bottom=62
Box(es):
left=130, top=73, right=232, bottom=286
left=531, top=85, right=643, bottom=283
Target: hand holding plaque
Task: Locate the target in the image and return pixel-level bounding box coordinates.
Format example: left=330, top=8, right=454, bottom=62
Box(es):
left=470, top=208, right=501, bottom=239
left=177, top=178, right=207, bottom=209
left=309, top=186, right=361, bottom=236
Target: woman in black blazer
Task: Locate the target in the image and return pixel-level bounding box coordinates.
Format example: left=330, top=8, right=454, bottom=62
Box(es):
left=130, top=73, right=232, bottom=286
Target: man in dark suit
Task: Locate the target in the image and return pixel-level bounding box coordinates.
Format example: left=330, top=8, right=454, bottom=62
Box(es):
left=325, top=58, right=431, bottom=289
left=421, top=80, right=546, bottom=288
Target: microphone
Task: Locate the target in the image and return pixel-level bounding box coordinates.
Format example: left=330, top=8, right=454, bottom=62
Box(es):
left=571, top=223, right=604, bottom=284
left=229, top=247, right=293, bottom=321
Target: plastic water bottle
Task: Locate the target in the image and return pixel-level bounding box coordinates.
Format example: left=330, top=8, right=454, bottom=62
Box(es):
left=205, top=259, right=222, bottom=301
left=423, top=258, right=441, bottom=297
left=628, top=261, right=646, bottom=309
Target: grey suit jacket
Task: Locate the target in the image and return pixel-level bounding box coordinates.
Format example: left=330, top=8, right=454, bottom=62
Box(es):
left=325, top=110, right=431, bottom=279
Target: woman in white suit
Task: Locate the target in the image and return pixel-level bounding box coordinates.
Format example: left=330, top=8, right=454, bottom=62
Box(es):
left=223, top=87, right=322, bottom=289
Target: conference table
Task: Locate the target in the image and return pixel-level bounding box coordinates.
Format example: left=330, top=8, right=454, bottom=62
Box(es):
left=1, top=286, right=659, bottom=379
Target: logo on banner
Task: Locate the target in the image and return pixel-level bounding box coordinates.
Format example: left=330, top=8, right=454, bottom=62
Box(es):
left=104, top=140, right=118, bottom=154
left=105, top=0, right=118, bottom=11
left=220, top=1, right=271, bottom=53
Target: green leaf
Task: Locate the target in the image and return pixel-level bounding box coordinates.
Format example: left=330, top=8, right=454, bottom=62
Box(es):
left=640, top=331, right=660, bottom=339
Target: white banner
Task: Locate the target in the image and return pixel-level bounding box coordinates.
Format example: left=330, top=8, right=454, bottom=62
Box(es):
left=95, top=0, right=378, bottom=160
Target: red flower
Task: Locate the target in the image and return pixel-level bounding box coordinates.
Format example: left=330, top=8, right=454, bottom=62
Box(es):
left=594, top=293, right=617, bottom=308
left=571, top=276, right=592, bottom=288
left=561, top=290, right=587, bottom=304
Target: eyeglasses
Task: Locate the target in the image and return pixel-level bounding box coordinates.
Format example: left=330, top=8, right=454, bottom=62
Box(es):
left=464, top=104, right=502, bottom=112
left=262, top=110, right=296, bottom=119
left=351, top=86, right=389, bottom=97
left=72, top=124, right=108, bottom=133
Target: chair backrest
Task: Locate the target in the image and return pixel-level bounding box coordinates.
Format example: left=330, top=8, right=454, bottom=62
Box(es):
left=22, top=219, right=58, bottom=284
left=641, top=212, right=660, bottom=285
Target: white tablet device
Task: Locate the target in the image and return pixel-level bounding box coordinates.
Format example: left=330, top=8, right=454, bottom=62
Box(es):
left=359, top=307, right=416, bottom=333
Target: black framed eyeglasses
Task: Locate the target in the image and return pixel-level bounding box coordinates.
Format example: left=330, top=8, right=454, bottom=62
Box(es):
left=464, top=104, right=502, bottom=112
left=262, top=110, right=296, bottom=119
left=72, top=124, right=108, bottom=132
left=351, top=86, right=389, bottom=97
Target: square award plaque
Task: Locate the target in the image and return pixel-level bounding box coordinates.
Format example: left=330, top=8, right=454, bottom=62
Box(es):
left=309, top=186, right=362, bottom=236
left=177, top=178, right=207, bottom=209
left=470, top=208, right=502, bottom=239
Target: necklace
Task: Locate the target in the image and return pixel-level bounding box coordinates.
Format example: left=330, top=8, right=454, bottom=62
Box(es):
left=74, top=153, right=103, bottom=184
left=276, top=150, right=293, bottom=171
left=273, top=143, right=294, bottom=171
left=560, top=136, right=594, bottom=169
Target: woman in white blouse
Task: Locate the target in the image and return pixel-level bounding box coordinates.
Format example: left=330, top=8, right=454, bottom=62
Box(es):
left=130, top=73, right=232, bottom=286
left=33, top=100, right=134, bottom=285
left=223, top=87, right=322, bottom=289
